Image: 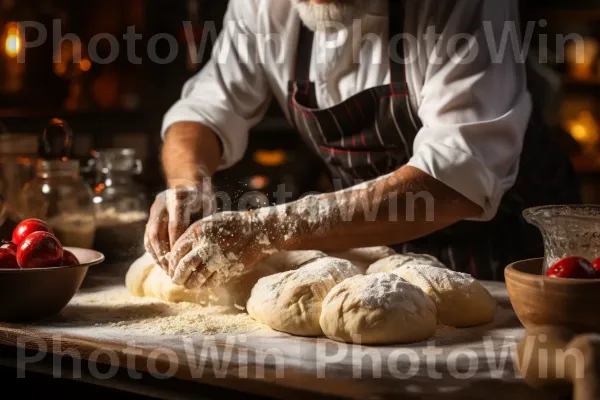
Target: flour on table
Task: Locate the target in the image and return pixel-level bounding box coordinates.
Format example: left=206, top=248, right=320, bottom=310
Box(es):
left=56, top=287, right=268, bottom=336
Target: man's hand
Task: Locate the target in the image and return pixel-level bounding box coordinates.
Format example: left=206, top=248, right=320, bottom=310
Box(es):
left=144, top=177, right=216, bottom=270
left=167, top=211, right=278, bottom=289
left=148, top=121, right=223, bottom=270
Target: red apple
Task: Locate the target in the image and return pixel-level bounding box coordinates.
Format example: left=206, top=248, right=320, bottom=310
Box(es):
left=0, top=240, right=17, bottom=254
left=592, top=258, right=600, bottom=278
left=17, top=231, right=63, bottom=269
left=0, top=248, right=19, bottom=269
left=545, top=256, right=596, bottom=279
left=12, top=218, right=53, bottom=245
left=62, top=250, right=80, bottom=266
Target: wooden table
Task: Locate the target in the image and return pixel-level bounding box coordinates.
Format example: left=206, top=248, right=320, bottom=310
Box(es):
left=0, top=277, right=557, bottom=400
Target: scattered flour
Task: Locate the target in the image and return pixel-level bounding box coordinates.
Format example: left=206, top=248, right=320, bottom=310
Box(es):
left=58, top=287, right=269, bottom=336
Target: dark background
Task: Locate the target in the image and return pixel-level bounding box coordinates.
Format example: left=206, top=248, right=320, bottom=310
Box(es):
left=0, top=0, right=598, bottom=205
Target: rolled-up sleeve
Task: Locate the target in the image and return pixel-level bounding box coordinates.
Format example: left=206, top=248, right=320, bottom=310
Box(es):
left=406, top=0, right=532, bottom=221
left=161, top=0, right=272, bottom=170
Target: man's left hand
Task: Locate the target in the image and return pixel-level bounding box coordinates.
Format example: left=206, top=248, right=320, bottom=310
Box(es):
left=167, top=211, right=277, bottom=289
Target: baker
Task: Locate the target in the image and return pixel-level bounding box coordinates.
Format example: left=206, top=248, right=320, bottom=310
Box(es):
left=145, top=0, right=579, bottom=288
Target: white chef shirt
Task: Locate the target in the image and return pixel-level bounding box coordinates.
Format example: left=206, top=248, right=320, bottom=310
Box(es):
left=162, top=0, right=533, bottom=221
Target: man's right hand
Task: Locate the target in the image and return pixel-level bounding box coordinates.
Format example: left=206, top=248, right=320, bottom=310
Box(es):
left=144, top=177, right=216, bottom=271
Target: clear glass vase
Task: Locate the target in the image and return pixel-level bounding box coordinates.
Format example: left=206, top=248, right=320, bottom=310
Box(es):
left=90, top=149, right=149, bottom=263
left=18, top=159, right=96, bottom=248
left=523, top=205, right=600, bottom=273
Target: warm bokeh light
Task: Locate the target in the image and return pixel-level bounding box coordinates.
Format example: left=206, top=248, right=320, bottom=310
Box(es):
left=566, top=110, right=599, bottom=155
left=94, top=183, right=106, bottom=194
left=249, top=175, right=270, bottom=190
left=80, top=58, right=92, bottom=71
left=55, top=63, right=66, bottom=75
left=253, top=149, right=287, bottom=166
left=4, top=24, right=22, bottom=58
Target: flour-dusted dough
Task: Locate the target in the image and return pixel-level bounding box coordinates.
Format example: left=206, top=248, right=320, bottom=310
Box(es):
left=326, top=246, right=397, bottom=272
left=366, top=253, right=447, bottom=274
left=126, top=253, right=234, bottom=305
left=393, top=264, right=496, bottom=327
left=125, top=252, right=155, bottom=297
left=247, top=257, right=362, bottom=336
left=125, top=250, right=327, bottom=308
left=319, top=273, right=437, bottom=344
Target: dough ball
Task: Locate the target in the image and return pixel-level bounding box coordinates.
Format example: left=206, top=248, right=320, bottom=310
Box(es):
left=247, top=257, right=361, bottom=336
left=227, top=250, right=327, bottom=307
left=366, top=253, right=446, bottom=274
left=125, top=252, right=155, bottom=297
left=145, top=263, right=224, bottom=304
left=126, top=253, right=230, bottom=305
left=326, top=246, right=397, bottom=272
left=125, top=250, right=327, bottom=308
left=393, top=265, right=496, bottom=327
left=259, top=250, right=327, bottom=272
left=319, top=273, right=437, bottom=344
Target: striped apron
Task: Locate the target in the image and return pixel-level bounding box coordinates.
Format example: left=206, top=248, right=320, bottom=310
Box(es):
left=286, top=0, right=580, bottom=280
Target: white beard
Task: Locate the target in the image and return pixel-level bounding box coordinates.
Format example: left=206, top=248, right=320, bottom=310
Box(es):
left=291, top=0, right=366, bottom=31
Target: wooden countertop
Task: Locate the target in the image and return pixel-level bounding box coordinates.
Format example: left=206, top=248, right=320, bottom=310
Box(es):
left=0, top=276, right=555, bottom=400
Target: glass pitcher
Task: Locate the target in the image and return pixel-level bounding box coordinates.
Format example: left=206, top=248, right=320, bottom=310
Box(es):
left=523, top=205, right=600, bottom=273
left=90, top=148, right=149, bottom=263
left=18, top=159, right=96, bottom=248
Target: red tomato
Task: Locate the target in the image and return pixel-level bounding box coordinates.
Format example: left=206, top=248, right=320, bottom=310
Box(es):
left=592, top=258, right=600, bottom=278
left=0, top=241, right=17, bottom=254
left=545, top=256, right=596, bottom=279
left=61, top=250, right=80, bottom=266
left=17, top=231, right=63, bottom=269
left=0, top=248, right=19, bottom=269
left=12, top=218, right=53, bottom=245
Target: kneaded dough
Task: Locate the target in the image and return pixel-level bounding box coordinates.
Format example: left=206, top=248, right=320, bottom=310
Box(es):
left=366, top=253, right=447, bottom=274
left=393, top=264, right=496, bottom=327
left=125, top=252, right=155, bottom=297
left=125, top=250, right=327, bottom=308
left=326, top=246, right=397, bottom=272
left=246, top=257, right=361, bottom=336
left=319, top=273, right=437, bottom=344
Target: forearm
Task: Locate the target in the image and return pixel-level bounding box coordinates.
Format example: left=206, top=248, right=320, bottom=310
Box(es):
left=161, top=122, right=222, bottom=187
left=259, top=166, right=483, bottom=252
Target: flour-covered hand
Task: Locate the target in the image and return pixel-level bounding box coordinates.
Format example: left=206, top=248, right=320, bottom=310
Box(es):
left=167, top=211, right=279, bottom=289
left=144, top=177, right=215, bottom=271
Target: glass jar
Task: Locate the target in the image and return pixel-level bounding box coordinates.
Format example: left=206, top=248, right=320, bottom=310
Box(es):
left=90, top=149, right=149, bottom=263
left=523, top=205, right=600, bottom=273
left=18, top=159, right=96, bottom=248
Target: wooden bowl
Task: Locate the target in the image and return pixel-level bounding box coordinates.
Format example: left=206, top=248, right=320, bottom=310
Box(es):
left=0, top=247, right=104, bottom=322
left=505, top=258, right=600, bottom=333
